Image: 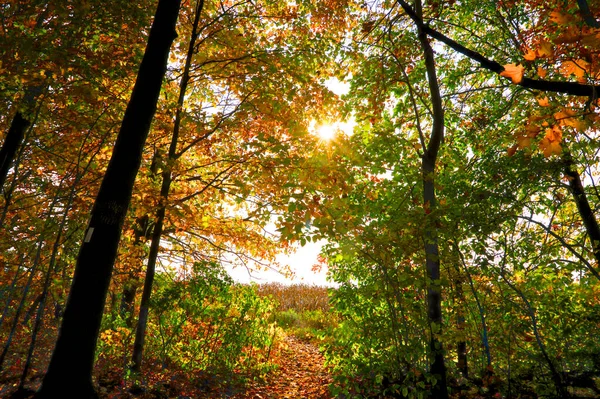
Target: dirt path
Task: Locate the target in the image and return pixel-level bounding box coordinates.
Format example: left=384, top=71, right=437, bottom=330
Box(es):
left=1, top=334, right=333, bottom=399
left=238, top=335, right=333, bottom=399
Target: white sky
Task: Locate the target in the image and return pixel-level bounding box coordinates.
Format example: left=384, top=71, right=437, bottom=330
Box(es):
left=226, top=240, right=333, bottom=286
left=225, top=78, right=350, bottom=287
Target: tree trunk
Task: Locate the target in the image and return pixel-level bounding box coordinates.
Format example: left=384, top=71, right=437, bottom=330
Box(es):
left=0, top=112, right=30, bottom=192
left=33, top=1, right=180, bottom=397
left=502, top=275, right=568, bottom=397
left=455, top=246, right=492, bottom=370
left=422, top=157, right=448, bottom=398
left=455, top=279, right=468, bottom=378
left=131, top=0, right=204, bottom=373
left=0, top=81, right=45, bottom=195
left=562, top=152, right=600, bottom=273
left=414, top=0, right=449, bottom=394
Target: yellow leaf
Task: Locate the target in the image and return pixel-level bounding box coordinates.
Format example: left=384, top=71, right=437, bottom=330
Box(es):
left=537, top=97, right=550, bottom=107
left=549, top=11, right=569, bottom=24
left=537, top=41, right=553, bottom=57
left=500, top=64, right=525, bottom=84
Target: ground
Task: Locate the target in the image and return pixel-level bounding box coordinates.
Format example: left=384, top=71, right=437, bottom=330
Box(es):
left=236, top=335, right=333, bottom=399
left=0, top=334, right=333, bottom=399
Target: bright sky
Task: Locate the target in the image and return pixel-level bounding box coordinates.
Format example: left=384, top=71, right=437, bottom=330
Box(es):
left=225, top=78, right=351, bottom=287
left=225, top=240, right=332, bottom=286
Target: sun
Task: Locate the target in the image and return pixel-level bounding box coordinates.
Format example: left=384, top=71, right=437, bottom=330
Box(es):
left=309, top=119, right=356, bottom=141
left=316, top=124, right=338, bottom=141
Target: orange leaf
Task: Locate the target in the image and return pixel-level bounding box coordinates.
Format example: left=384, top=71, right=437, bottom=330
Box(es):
left=560, top=60, right=589, bottom=79
left=517, top=136, right=531, bottom=149
left=547, top=141, right=562, bottom=157
left=537, top=97, right=550, bottom=107
left=537, top=41, right=553, bottom=57
left=524, top=123, right=541, bottom=138
left=537, top=67, right=547, bottom=78
left=523, top=48, right=537, bottom=61
left=500, top=64, right=525, bottom=84
left=549, top=11, right=569, bottom=24
left=581, top=31, right=600, bottom=49
left=545, top=126, right=562, bottom=142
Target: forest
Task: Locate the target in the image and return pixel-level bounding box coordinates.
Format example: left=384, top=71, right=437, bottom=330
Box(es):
left=1, top=0, right=600, bottom=398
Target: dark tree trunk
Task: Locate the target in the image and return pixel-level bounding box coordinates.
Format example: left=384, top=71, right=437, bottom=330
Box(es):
left=120, top=283, right=138, bottom=327
left=119, top=154, right=159, bottom=327
left=0, top=112, right=30, bottom=192
left=455, top=279, right=468, bottom=378
left=414, top=0, right=449, bottom=394
left=131, top=0, right=203, bottom=373
left=34, top=1, right=181, bottom=397
left=422, top=157, right=448, bottom=398
left=562, top=153, right=600, bottom=274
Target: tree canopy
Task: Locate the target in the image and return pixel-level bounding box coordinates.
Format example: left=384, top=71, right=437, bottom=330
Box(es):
left=1, top=0, right=600, bottom=398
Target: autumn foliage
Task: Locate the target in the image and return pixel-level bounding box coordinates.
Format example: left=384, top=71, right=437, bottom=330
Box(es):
left=2, top=0, right=600, bottom=398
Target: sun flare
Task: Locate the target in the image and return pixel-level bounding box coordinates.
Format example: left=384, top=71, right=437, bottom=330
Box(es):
left=316, top=124, right=337, bottom=140
left=310, top=119, right=355, bottom=141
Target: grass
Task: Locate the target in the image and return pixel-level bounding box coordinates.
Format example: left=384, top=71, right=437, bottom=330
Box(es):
left=255, top=283, right=338, bottom=343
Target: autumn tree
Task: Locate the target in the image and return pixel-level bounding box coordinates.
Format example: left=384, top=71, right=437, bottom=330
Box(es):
left=34, top=0, right=181, bottom=397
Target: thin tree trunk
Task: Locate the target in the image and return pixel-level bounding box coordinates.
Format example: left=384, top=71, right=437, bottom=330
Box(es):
left=0, top=98, right=41, bottom=228
left=414, top=0, right=448, bottom=394
left=119, top=153, right=159, bottom=327
left=455, top=278, right=468, bottom=378
left=562, top=152, right=600, bottom=273
left=0, top=183, right=65, bottom=371
left=0, top=112, right=30, bottom=191
left=34, top=1, right=180, bottom=397
left=131, top=0, right=204, bottom=373
left=455, top=246, right=492, bottom=369
left=501, top=275, right=568, bottom=398
left=19, top=173, right=79, bottom=392
left=0, top=255, right=25, bottom=330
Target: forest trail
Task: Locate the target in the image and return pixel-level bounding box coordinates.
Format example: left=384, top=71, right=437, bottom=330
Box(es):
left=236, top=335, right=333, bottom=399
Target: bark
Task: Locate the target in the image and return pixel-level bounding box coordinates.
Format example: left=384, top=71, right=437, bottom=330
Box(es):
left=34, top=1, right=180, bottom=397
left=562, top=153, right=600, bottom=272
left=130, top=0, right=204, bottom=373
left=577, top=0, right=600, bottom=28
left=0, top=112, right=30, bottom=191
left=415, top=0, right=448, bottom=395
